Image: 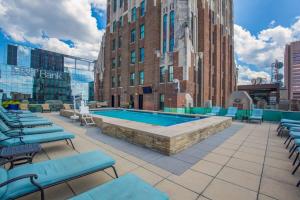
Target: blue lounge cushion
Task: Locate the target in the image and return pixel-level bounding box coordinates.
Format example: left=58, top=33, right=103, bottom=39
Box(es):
left=7, top=125, right=64, bottom=136
left=225, top=107, right=237, bottom=118
left=290, top=132, right=300, bottom=139
left=2, top=151, right=115, bottom=200
left=0, top=168, right=8, bottom=199
left=69, top=173, right=169, bottom=200
left=281, top=119, right=300, bottom=124
left=8, top=120, right=53, bottom=127
left=0, top=131, right=75, bottom=146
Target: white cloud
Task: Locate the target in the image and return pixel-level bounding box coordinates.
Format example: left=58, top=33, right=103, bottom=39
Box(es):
left=0, top=0, right=106, bottom=59
left=237, top=65, right=271, bottom=85
left=234, top=17, right=300, bottom=68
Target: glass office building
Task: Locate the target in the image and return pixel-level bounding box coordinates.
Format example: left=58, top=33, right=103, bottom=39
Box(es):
left=0, top=43, right=95, bottom=103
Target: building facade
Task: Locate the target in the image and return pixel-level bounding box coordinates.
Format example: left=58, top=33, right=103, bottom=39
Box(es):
left=95, top=0, right=236, bottom=110
left=0, top=43, right=95, bottom=103
left=284, top=41, right=300, bottom=100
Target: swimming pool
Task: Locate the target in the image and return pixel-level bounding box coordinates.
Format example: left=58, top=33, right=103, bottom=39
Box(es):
left=92, top=109, right=205, bottom=126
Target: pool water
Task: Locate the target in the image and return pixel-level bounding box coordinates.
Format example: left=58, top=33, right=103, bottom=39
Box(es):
left=93, top=109, right=204, bottom=126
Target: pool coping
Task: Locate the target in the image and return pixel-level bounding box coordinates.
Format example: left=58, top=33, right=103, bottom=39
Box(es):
left=60, top=108, right=232, bottom=155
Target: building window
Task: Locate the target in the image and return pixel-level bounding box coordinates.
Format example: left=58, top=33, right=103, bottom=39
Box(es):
left=163, top=14, right=167, bottom=54
left=139, top=71, right=144, bottom=85
left=130, top=73, right=135, bottom=86
left=168, top=65, right=174, bottom=82
left=139, top=48, right=144, bottom=63
left=117, top=75, right=121, bottom=87
left=130, top=51, right=136, bottom=64
left=112, top=76, right=116, bottom=88
left=131, top=29, right=136, bottom=43
left=113, top=21, right=117, bottom=32
left=113, top=0, right=117, bottom=12
left=159, top=94, right=164, bottom=110
left=112, top=39, right=116, bottom=51
left=140, top=1, right=145, bottom=17
left=140, top=24, right=145, bottom=39
left=119, top=0, right=123, bottom=8
left=118, top=56, right=121, bottom=67
left=118, top=36, right=122, bottom=48
left=112, top=58, right=116, bottom=68
left=119, top=16, right=123, bottom=27
left=160, top=66, right=166, bottom=83
left=169, top=10, right=175, bottom=52
left=131, top=7, right=137, bottom=22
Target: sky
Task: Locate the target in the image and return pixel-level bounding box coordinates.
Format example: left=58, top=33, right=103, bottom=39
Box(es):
left=0, top=0, right=300, bottom=85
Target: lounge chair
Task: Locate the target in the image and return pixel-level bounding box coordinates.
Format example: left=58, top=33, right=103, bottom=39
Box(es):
left=41, top=104, right=51, bottom=113
left=0, top=119, right=63, bottom=136
left=0, top=111, right=52, bottom=128
left=249, top=109, right=263, bottom=123
left=0, top=150, right=117, bottom=200
left=19, top=103, right=29, bottom=111
left=225, top=107, right=238, bottom=119
left=69, top=173, right=169, bottom=200
left=63, top=104, right=72, bottom=110
left=0, top=130, right=75, bottom=149
left=0, top=105, right=36, bottom=118
left=206, top=106, right=221, bottom=116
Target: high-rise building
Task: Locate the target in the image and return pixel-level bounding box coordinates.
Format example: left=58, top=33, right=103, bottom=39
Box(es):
left=95, top=0, right=236, bottom=110
left=284, top=41, right=300, bottom=100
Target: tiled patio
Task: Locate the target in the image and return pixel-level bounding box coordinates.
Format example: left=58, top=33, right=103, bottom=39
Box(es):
left=18, top=113, right=300, bottom=200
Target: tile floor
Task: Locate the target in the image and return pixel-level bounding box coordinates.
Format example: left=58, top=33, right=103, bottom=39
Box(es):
left=17, top=113, right=300, bottom=200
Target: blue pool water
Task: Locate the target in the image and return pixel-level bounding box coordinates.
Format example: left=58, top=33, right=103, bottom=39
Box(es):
left=93, top=109, right=205, bottom=126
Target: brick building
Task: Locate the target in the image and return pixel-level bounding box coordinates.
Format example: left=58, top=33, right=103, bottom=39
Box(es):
left=95, top=0, right=236, bottom=110
left=284, top=41, right=300, bottom=100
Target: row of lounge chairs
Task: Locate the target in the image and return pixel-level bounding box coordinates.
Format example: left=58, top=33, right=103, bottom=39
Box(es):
left=206, top=106, right=264, bottom=123
left=277, top=119, right=300, bottom=187
left=0, top=106, right=169, bottom=199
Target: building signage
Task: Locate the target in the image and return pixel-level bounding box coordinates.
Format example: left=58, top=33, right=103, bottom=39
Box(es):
left=11, top=66, right=63, bottom=80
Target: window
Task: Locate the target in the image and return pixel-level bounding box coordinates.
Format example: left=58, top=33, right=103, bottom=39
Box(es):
left=119, top=16, right=123, bottom=27
left=119, top=0, right=123, bottom=8
left=130, top=51, right=136, bottom=64
left=168, top=65, right=174, bottom=82
left=113, top=0, right=117, bottom=12
left=131, top=29, right=136, bottom=42
left=159, top=94, right=164, bottom=110
left=140, top=1, right=145, bottom=17
left=118, top=36, right=122, bottom=48
left=131, top=7, right=137, bottom=22
left=112, top=39, right=116, bottom=51
left=111, top=76, right=116, bottom=88
left=117, top=75, right=121, bottom=87
left=118, top=56, right=121, bottom=67
left=160, top=66, right=166, bottom=83
left=139, top=48, right=144, bottom=63
left=140, top=24, right=145, bottom=39
left=130, top=73, right=135, bottom=86
left=163, top=14, right=167, bottom=54
left=112, top=58, right=116, bottom=68
left=113, top=21, right=117, bottom=32
left=169, top=11, right=175, bottom=52
left=139, top=71, right=144, bottom=85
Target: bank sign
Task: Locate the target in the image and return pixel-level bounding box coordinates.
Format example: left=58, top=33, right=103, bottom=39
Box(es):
left=11, top=66, right=63, bottom=80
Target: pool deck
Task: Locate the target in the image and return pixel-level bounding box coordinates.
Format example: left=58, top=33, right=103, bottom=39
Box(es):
left=18, top=112, right=300, bottom=200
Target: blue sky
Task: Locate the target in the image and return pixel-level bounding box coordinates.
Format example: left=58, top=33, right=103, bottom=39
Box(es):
left=0, top=0, right=299, bottom=85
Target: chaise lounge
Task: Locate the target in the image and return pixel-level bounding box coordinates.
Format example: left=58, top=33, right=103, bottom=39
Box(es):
left=249, top=109, right=263, bottom=123
left=0, top=150, right=118, bottom=200
left=225, top=107, right=238, bottom=119
left=206, top=106, right=221, bottom=116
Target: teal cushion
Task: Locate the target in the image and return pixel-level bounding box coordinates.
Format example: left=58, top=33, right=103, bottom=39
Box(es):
left=250, top=116, right=262, bottom=120
left=21, top=125, right=64, bottom=135
left=0, top=132, right=74, bottom=146
left=3, top=151, right=115, bottom=199
left=0, top=120, right=10, bottom=132
left=0, top=168, right=8, bottom=199
left=69, top=174, right=169, bottom=200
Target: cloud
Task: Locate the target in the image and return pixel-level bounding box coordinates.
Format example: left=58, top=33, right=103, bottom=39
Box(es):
left=237, top=65, right=271, bottom=85
left=0, top=0, right=106, bottom=59
left=235, top=17, right=300, bottom=85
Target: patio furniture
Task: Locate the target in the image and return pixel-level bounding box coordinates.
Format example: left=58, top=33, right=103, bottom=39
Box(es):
left=0, top=119, right=63, bottom=136
left=277, top=119, right=300, bottom=132
left=0, top=143, right=41, bottom=169
left=225, top=107, right=238, bottom=119
left=0, top=131, right=75, bottom=149
left=277, top=123, right=300, bottom=137
left=69, top=173, right=169, bottom=200
left=19, top=103, right=29, bottom=111
left=206, top=106, right=221, bottom=116
left=249, top=109, right=263, bottom=123
left=41, top=104, right=51, bottom=113
left=0, top=105, right=36, bottom=118
left=63, top=104, right=72, bottom=110
left=0, top=150, right=117, bottom=200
